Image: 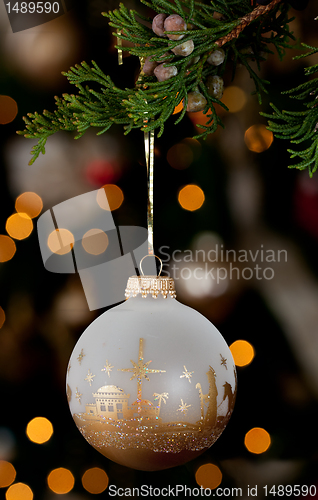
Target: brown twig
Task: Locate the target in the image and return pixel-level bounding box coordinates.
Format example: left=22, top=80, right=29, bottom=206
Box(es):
left=215, top=0, right=283, bottom=48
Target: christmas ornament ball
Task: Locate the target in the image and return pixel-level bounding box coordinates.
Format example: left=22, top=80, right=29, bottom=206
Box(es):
left=66, top=276, right=237, bottom=471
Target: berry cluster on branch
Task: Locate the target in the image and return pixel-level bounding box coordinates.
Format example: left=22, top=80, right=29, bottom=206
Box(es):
left=17, top=0, right=317, bottom=176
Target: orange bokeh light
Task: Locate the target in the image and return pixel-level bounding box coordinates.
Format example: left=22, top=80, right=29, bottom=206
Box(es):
left=0, top=235, right=16, bottom=262
left=47, top=229, right=75, bottom=255
left=0, top=461, right=16, bottom=488
left=47, top=468, right=75, bottom=494
left=5, top=483, right=33, bottom=500
left=195, top=463, right=222, bottom=489
left=82, top=467, right=109, bottom=494
left=0, top=96, right=18, bottom=125
left=230, top=340, right=255, bottom=367
left=167, top=143, right=194, bottom=170
left=15, top=192, right=43, bottom=219
left=6, top=213, right=33, bottom=240
left=96, top=184, right=124, bottom=211
left=82, top=229, right=109, bottom=255
left=0, top=307, right=5, bottom=329
left=244, top=427, right=271, bottom=454
left=178, top=184, right=205, bottom=211
left=26, top=417, right=53, bottom=444
left=244, top=124, right=274, bottom=153
left=222, top=86, right=247, bottom=113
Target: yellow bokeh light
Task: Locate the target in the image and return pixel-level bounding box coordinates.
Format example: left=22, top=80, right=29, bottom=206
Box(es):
left=6, top=213, right=33, bottom=241
left=195, top=463, right=222, bottom=490
left=96, top=184, right=124, bottom=211
left=0, top=95, right=18, bottom=125
left=167, top=143, right=194, bottom=170
left=15, top=192, right=43, bottom=219
left=47, top=229, right=75, bottom=255
left=47, top=468, right=75, bottom=494
left=0, top=307, right=5, bottom=329
left=230, top=340, right=255, bottom=367
left=5, top=483, right=33, bottom=500
left=222, top=86, right=247, bottom=113
left=0, top=461, right=16, bottom=488
left=82, top=229, right=109, bottom=255
left=178, top=184, right=205, bottom=211
left=82, top=467, right=109, bottom=494
left=26, top=417, right=53, bottom=444
left=244, top=427, right=271, bottom=454
left=244, top=124, right=274, bottom=153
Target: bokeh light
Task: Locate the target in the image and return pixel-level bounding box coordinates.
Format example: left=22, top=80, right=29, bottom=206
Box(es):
left=244, top=427, right=271, bottom=454
left=167, top=143, right=193, bottom=170
left=96, top=184, right=124, bottom=211
left=26, top=417, right=53, bottom=444
left=178, top=184, right=205, bottom=211
left=82, top=229, right=109, bottom=255
left=0, top=461, right=16, bottom=488
left=244, top=124, right=274, bottom=152
left=47, top=229, right=75, bottom=256
left=230, top=340, right=255, bottom=367
left=0, top=307, right=5, bottom=329
left=195, top=463, right=222, bottom=489
left=173, top=100, right=183, bottom=114
left=0, top=235, right=16, bottom=263
left=81, top=467, right=109, bottom=494
left=5, top=483, right=33, bottom=500
left=15, top=192, right=43, bottom=219
left=47, top=468, right=75, bottom=494
left=5, top=214, right=33, bottom=240
left=222, top=86, right=247, bottom=113
left=0, top=96, right=18, bottom=125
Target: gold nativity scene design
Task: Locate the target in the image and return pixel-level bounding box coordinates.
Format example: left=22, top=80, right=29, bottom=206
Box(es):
left=69, top=338, right=237, bottom=453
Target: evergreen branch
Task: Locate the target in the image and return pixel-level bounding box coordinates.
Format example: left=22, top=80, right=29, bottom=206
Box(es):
left=262, top=45, right=318, bottom=177
left=18, top=0, right=307, bottom=165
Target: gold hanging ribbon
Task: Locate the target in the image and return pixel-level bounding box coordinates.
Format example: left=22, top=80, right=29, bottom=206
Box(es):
left=118, top=51, right=154, bottom=257
left=117, top=30, right=123, bottom=65
left=144, top=130, right=155, bottom=255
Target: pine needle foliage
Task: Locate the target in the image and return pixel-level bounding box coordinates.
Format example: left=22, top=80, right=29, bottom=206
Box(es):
left=18, top=0, right=300, bottom=165
left=262, top=44, right=318, bottom=177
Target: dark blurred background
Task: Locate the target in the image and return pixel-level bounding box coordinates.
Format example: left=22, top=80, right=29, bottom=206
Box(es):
left=1, top=0, right=318, bottom=498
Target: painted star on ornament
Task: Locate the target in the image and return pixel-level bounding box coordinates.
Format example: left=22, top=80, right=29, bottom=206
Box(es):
left=177, top=399, right=191, bottom=415
left=101, top=360, right=114, bottom=378
left=84, top=369, right=96, bottom=386
left=180, top=365, right=194, bottom=383
left=75, top=388, right=82, bottom=404
left=119, top=338, right=166, bottom=401
left=77, top=349, right=85, bottom=365
left=220, top=354, right=228, bottom=370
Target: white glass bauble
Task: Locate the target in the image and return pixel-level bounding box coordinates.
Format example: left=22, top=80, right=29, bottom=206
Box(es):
left=66, top=276, right=237, bottom=471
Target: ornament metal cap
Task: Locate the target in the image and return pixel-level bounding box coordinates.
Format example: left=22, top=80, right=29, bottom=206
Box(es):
left=125, top=254, right=176, bottom=299
left=125, top=275, right=177, bottom=299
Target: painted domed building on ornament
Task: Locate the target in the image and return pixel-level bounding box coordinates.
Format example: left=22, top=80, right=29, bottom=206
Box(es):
left=85, top=385, right=160, bottom=422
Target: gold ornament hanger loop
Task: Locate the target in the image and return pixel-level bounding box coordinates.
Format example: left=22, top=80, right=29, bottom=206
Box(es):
left=140, top=254, right=163, bottom=277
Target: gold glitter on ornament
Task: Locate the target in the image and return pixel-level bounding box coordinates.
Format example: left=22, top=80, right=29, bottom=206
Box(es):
left=180, top=365, right=194, bottom=383
left=220, top=354, right=227, bottom=369
left=85, top=370, right=96, bottom=386
left=67, top=363, right=71, bottom=374
left=101, top=360, right=114, bottom=378
left=77, top=349, right=85, bottom=365
left=71, top=345, right=237, bottom=469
